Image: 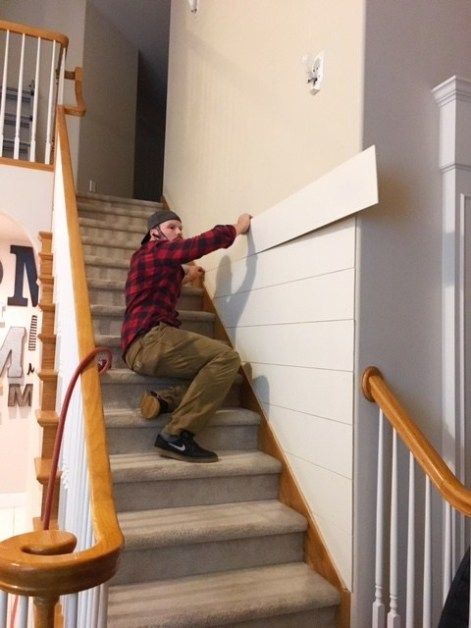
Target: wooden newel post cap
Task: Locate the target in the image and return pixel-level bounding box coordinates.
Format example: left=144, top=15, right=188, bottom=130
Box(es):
left=362, top=366, right=383, bottom=402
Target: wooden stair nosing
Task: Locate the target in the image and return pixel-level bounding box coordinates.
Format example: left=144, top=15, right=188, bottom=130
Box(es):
left=35, top=457, right=61, bottom=484
left=38, top=369, right=58, bottom=383
left=36, top=409, right=59, bottom=427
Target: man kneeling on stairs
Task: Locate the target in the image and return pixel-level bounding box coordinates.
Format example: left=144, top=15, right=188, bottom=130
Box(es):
left=121, top=209, right=252, bottom=463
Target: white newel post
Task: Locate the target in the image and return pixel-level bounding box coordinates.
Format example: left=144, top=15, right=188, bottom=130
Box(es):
left=433, top=77, right=471, bottom=484
left=433, top=75, right=471, bottom=623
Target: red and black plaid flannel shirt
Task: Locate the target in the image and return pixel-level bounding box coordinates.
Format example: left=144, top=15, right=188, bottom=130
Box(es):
left=121, top=224, right=236, bottom=357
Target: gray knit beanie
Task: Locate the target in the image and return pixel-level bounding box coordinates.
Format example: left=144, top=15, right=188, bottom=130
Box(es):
left=141, top=210, right=181, bottom=245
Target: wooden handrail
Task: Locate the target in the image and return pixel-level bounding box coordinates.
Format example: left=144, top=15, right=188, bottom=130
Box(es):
left=64, top=67, right=86, bottom=117
left=362, top=366, right=471, bottom=516
left=0, top=107, right=123, bottom=605
left=0, top=19, right=69, bottom=47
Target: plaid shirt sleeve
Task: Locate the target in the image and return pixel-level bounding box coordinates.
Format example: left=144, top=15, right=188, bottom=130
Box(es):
left=152, top=224, right=237, bottom=264
left=121, top=224, right=237, bottom=357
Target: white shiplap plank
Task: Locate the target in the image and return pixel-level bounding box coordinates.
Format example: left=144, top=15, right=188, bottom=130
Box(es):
left=287, top=453, right=352, bottom=535
left=315, top=512, right=353, bottom=588
left=203, top=146, right=376, bottom=264
left=250, top=146, right=376, bottom=255
left=247, top=363, right=353, bottom=424
left=266, top=404, right=352, bottom=478
left=214, top=269, right=354, bottom=327
left=230, top=321, right=354, bottom=372
left=204, top=217, right=356, bottom=292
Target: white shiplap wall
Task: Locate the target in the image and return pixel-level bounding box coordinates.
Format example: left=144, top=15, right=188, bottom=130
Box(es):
left=204, top=217, right=356, bottom=586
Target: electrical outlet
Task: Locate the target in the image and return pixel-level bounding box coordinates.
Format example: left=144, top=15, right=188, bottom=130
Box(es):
left=302, top=51, right=325, bottom=94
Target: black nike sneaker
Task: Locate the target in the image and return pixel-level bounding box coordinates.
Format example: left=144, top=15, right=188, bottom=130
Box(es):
left=154, top=430, right=219, bottom=463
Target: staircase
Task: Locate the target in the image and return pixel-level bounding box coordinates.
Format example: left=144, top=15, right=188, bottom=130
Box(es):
left=77, top=192, right=340, bottom=627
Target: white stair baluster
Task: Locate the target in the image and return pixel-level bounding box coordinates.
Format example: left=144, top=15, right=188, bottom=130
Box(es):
left=468, top=554, right=471, bottom=628
left=423, top=477, right=432, bottom=627
left=97, top=584, right=109, bottom=628
left=17, top=596, right=28, bottom=628
left=45, top=41, right=57, bottom=164
left=406, top=452, right=415, bottom=628
left=14, top=33, right=25, bottom=159
left=30, top=37, right=41, bottom=162
left=0, top=30, right=10, bottom=157
left=443, top=502, right=452, bottom=604
left=387, top=429, right=400, bottom=627
left=373, top=409, right=386, bottom=628
left=0, top=590, right=7, bottom=626
left=57, top=49, right=66, bottom=105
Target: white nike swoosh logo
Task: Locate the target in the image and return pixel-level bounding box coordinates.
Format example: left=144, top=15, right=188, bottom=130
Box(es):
left=169, top=442, right=186, bottom=452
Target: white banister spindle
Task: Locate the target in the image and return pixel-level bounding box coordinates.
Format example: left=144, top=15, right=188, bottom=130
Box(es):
left=57, top=49, right=66, bottom=105
left=14, top=33, right=25, bottom=159
left=97, top=584, right=109, bottom=628
left=0, top=30, right=10, bottom=157
left=45, top=40, right=57, bottom=164
left=17, top=596, right=29, bottom=628
left=30, top=37, right=41, bottom=161
left=468, top=558, right=471, bottom=628
left=373, top=409, right=386, bottom=628
left=406, top=452, right=415, bottom=628
left=443, top=502, right=452, bottom=603
left=387, top=430, right=400, bottom=627
left=0, top=590, right=7, bottom=626
left=423, top=477, right=432, bottom=627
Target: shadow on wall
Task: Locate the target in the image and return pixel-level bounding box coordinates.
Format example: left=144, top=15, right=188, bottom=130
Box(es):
left=213, top=252, right=257, bottom=341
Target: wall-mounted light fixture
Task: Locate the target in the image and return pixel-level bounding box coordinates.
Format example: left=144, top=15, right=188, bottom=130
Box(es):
left=188, top=0, right=198, bottom=12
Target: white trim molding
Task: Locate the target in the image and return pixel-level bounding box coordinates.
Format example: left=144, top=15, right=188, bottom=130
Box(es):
left=433, top=77, right=471, bottom=490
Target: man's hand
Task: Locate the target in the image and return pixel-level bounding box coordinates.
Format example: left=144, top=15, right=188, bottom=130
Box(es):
left=234, top=213, right=252, bottom=235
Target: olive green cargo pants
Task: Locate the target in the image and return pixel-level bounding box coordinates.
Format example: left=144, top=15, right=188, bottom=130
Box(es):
left=125, top=323, right=240, bottom=436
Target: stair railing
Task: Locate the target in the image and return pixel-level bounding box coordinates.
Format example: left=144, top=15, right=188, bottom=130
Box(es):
left=0, top=19, right=69, bottom=164
left=0, top=22, right=123, bottom=628
left=362, top=366, right=471, bottom=627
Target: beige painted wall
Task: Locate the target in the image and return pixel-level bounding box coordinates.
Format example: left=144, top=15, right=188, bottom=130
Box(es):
left=164, top=0, right=365, bottom=234
left=164, top=0, right=366, bottom=588
left=77, top=2, right=138, bottom=197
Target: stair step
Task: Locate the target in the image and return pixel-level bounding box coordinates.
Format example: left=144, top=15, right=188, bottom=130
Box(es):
left=107, top=562, right=339, bottom=628
left=106, top=407, right=260, bottom=454
left=79, top=216, right=146, bottom=235
left=87, top=275, right=203, bottom=309
left=81, top=236, right=137, bottom=261
left=77, top=191, right=163, bottom=211
left=111, top=450, right=281, bottom=511
left=91, top=306, right=214, bottom=337
left=101, top=370, right=242, bottom=410
left=80, top=222, right=143, bottom=249
left=113, top=500, right=306, bottom=584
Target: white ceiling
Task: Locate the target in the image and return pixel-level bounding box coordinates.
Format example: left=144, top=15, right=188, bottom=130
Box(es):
left=89, top=0, right=171, bottom=100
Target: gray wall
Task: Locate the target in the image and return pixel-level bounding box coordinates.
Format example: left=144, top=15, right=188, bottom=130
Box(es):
left=354, top=1, right=471, bottom=624
left=77, top=2, right=138, bottom=197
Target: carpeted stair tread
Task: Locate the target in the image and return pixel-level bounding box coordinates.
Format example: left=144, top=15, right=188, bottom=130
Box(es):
left=106, top=407, right=260, bottom=429
left=107, top=562, right=340, bottom=627
left=111, top=450, right=281, bottom=483
left=87, top=275, right=203, bottom=295
left=91, top=304, right=213, bottom=321
left=102, top=368, right=242, bottom=387
left=77, top=191, right=163, bottom=210
left=79, top=216, right=147, bottom=234
left=85, top=254, right=131, bottom=269
left=118, top=500, right=306, bottom=550
left=81, top=235, right=137, bottom=250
